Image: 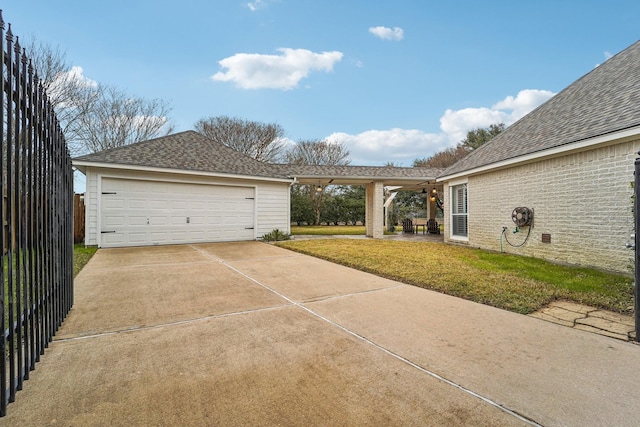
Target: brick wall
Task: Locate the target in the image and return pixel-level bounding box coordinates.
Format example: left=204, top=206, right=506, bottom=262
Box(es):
left=444, top=138, right=640, bottom=274
left=365, top=181, right=384, bottom=238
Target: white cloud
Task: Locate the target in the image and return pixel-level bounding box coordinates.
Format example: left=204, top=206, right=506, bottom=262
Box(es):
left=325, top=89, right=555, bottom=166
left=247, top=0, right=266, bottom=11
left=48, top=66, right=98, bottom=107
left=369, top=26, right=404, bottom=41
left=596, top=51, right=615, bottom=67
left=50, top=66, right=98, bottom=90
left=440, top=89, right=555, bottom=143
left=211, top=48, right=343, bottom=90
left=326, top=129, right=447, bottom=166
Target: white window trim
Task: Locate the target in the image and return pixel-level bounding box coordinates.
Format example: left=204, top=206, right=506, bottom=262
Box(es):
left=449, top=179, right=469, bottom=242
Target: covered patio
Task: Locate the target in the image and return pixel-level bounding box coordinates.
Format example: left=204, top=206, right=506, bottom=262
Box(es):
left=284, top=165, right=444, bottom=238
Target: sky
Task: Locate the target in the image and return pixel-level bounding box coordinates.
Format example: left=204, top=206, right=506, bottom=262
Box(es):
left=4, top=0, right=640, bottom=169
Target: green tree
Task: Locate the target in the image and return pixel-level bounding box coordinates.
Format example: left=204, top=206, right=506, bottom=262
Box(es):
left=290, top=185, right=315, bottom=225
left=287, top=139, right=351, bottom=225
left=321, top=194, right=341, bottom=225
left=392, top=190, right=426, bottom=221
left=460, top=123, right=505, bottom=150
left=341, top=186, right=366, bottom=225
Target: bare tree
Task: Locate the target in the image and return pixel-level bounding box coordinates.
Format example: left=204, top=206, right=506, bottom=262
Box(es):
left=25, top=39, right=99, bottom=147
left=76, top=86, right=172, bottom=153
left=25, top=38, right=173, bottom=155
left=414, top=123, right=506, bottom=168
left=194, top=116, right=286, bottom=163
left=285, top=138, right=350, bottom=166
left=413, top=145, right=469, bottom=168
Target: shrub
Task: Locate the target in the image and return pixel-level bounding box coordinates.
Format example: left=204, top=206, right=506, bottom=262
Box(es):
left=262, top=229, right=291, bottom=242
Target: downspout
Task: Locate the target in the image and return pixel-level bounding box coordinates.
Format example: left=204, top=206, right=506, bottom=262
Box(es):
left=288, top=177, right=297, bottom=235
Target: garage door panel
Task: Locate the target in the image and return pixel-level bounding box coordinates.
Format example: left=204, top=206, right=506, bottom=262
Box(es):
left=149, top=201, right=169, bottom=210
left=169, top=216, right=188, bottom=225
left=102, top=215, right=124, bottom=226
left=151, top=216, right=170, bottom=226
left=128, top=232, right=150, bottom=244
left=189, top=216, right=205, bottom=225
left=100, top=178, right=255, bottom=248
left=103, top=198, right=125, bottom=209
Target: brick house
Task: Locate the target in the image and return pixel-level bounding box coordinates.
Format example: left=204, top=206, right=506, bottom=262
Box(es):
left=437, top=40, right=640, bottom=273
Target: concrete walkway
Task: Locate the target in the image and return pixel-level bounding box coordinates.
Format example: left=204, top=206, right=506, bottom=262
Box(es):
left=2, top=242, right=640, bottom=426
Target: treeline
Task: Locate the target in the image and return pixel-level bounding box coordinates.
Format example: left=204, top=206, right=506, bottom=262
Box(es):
left=292, top=186, right=365, bottom=226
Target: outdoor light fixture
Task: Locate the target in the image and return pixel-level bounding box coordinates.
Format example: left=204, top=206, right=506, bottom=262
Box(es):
left=316, top=185, right=323, bottom=192
left=421, top=188, right=427, bottom=194
left=429, top=188, right=437, bottom=202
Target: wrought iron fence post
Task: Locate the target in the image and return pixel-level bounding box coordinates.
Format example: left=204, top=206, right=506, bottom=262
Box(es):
left=635, top=152, right=640, bottom=342
left=0, top=10, right=6, bottom=417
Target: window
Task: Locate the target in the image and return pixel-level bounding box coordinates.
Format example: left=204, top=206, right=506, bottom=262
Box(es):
left=451, top=183, right=468, bottom=238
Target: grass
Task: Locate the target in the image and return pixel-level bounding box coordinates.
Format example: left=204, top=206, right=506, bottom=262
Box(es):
left=276, top=239, right=634, bottom=315
left=2, top=244, right=97, bottom=280
left=3, top=244, right=97, bottom=333
left=74, top=244, right=98, bottom=277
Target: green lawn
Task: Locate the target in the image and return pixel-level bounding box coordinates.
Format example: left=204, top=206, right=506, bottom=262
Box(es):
left=74, top=244, right=98, bottom=277
left=3, top=244, right=98, bottom=330
left=276, top=239, right=634, bottom=315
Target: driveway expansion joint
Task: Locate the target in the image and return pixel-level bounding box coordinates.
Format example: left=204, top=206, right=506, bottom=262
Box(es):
left=53, top=304, right=293, bottom=342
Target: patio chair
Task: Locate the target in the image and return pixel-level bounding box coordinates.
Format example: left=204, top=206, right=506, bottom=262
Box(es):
left=427, top=218, right=440, bottom=234
left=402, top=218, right=414, bottom=233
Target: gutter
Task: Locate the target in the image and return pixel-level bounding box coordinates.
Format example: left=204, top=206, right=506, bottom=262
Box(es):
left=72, top=160, right=295, bottom=184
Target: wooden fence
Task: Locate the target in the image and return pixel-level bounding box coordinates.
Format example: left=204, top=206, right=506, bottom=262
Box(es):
left=74, top=194, right=85, bottom=244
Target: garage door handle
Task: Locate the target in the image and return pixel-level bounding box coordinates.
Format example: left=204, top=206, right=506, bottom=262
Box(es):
left=245, top=227, right=254, bottom=230
left=101, top=192, right=117, bottom=195
left=101, top=231, right=116, bottom=234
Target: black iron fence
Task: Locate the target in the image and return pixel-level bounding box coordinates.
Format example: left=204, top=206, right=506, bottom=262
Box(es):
left=0, top=12, right=74, bottom=416
left=635, top=153, right=640, bottom=341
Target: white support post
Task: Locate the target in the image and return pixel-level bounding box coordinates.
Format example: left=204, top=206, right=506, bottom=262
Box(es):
left=365, top=181, right=384, bottom=238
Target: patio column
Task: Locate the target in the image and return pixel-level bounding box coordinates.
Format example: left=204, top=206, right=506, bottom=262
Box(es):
left=365, top=181, right=384, bottom=238
left=428, top=196, right=436, bottom=220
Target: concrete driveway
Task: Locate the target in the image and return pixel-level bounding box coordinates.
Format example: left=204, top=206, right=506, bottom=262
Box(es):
left=3, top=242, right=640, bottom=426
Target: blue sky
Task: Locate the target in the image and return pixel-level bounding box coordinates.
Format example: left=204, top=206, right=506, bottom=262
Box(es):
left=5, top=0, right=640, bottom=167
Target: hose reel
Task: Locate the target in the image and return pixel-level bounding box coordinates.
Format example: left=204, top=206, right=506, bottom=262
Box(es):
left=511, top=207, right=533, bottom=227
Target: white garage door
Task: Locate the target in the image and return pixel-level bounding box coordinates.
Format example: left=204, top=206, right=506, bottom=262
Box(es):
left=100, top=178, right=255, bottom=247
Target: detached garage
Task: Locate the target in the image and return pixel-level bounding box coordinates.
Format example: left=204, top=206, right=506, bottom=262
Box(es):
left=74, top=131, right=293, bottom=248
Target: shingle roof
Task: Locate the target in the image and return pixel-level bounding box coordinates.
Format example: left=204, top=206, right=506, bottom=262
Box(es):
left=73, top=130, right=443, bottom=184
left=279, top=164, right=443, bottom=180
left=440, top=40, right=640, bottom=178
left=74, top=130, right=291, bottom=179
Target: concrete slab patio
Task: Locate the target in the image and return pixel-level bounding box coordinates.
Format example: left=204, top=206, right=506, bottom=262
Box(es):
left=2, top=242, right=640, bottom=426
